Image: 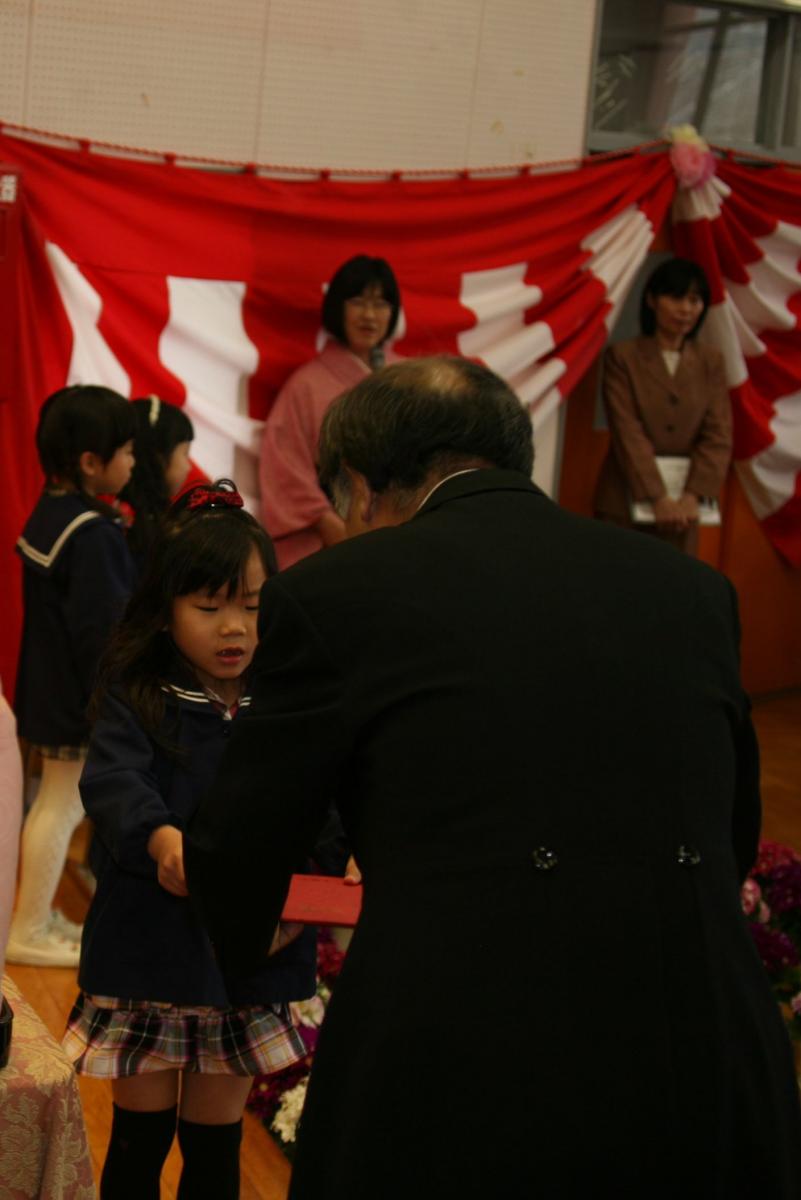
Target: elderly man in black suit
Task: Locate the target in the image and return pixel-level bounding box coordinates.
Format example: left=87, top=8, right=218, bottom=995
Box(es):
left=186, top=356, right=801, bottom=1199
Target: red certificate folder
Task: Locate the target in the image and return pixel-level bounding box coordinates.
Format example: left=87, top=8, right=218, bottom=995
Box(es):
left=281, top=874, right=362, bottom=927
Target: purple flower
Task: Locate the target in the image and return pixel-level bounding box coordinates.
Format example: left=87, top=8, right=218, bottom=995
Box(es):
left=318, top=937, right=345, bottom=986
left=247, top=1059, right=311, bottom=1120
left=750, top=923, right=800, bottom=975
left=764, top=861, right=801, bottom=916
left=298, top=1023, right=320, bottom=1054
left=247, top=929, right=345, bottom=1127
left=753, top=841, right=801, bottom=879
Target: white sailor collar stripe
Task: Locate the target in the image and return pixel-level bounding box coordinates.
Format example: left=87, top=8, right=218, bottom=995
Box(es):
left=160, top=684, right=252, bottom=708
left=17, top=510, right=101, bottom=568
left=161, top=685, right=211, bottom=704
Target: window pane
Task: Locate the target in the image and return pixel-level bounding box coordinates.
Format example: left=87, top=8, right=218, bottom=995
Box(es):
left=593, top=1, right=777, bottom=146
left=783, top=18, right=801, bottom=149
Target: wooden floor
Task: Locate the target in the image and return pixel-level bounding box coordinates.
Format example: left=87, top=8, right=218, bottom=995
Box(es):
left=5, top=689, right=801, bottom=1198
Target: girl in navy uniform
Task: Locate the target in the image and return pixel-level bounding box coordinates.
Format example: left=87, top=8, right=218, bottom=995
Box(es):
left=8, top=385, right=136, bottom=967
left=63, top=480, right=311, bottom=1200
left=120, top=394, right=195, bottom=572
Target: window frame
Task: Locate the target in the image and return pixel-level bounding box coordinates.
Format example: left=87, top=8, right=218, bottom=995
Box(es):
left=587, top=0, right=801, bottom=161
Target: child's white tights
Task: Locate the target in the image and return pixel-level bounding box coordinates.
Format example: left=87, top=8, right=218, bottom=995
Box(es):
left=10, top=756, right=85, bottom=940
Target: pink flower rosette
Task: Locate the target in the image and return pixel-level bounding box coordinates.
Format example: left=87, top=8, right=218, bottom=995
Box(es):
left=668, top=125, right=716, bottom=190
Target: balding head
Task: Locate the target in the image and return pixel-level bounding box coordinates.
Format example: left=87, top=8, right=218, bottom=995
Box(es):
left=318, top=356, right=533, bottom=524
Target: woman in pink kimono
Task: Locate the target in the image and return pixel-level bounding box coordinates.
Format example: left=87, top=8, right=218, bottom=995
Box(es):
left=260, top=255, right=402, bottom=568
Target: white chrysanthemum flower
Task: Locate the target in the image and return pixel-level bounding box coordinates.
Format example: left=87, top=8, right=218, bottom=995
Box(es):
left=271, top=1078, right=309, bottom=1144
left=290, top=995, right=326, bottom=1028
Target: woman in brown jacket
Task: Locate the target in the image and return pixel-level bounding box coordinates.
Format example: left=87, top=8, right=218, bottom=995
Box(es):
left=593, top=258, right=732, bottom=554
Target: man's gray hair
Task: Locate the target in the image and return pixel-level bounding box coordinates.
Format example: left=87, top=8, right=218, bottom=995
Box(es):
left=318, top=355, right=534, bottom=508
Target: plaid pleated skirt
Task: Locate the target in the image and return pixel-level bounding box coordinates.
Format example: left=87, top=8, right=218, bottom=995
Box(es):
left=63, top=992, right=306, bottom=1078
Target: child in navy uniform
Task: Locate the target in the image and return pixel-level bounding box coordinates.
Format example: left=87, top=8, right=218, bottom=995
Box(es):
left=120, top=394, right=194, bottom=572
left=8, top=385, right=136, bottom=967
left=63, top=480, right=311, bottom=1200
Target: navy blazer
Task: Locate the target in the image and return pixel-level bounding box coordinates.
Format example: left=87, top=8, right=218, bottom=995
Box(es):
left=80, top=676, right=317, bottom=1005
left=15, top=492, right=136, bottom=746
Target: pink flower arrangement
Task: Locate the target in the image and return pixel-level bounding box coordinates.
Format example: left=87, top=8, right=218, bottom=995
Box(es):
left=668, top=125, right=716, bottom=190
left=743, top=840, right=801, bottom=1040
left=741, top=877, right=770, bottom=923
left=247, top=929, right=346, bottom=1157
left=754, top=840, right=801, bottom=876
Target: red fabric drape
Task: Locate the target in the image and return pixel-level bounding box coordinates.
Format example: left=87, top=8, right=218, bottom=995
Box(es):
left=672, top=161, right=801, bottom=567
left=1, top=128, right=799, bottom=694
left=0, top=134, right=678, bottom=692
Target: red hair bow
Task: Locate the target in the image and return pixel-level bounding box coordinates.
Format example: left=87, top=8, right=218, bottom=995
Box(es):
left=186, top=488, right=244, bottom=511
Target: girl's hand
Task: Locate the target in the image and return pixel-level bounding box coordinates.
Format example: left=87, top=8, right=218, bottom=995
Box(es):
left=147, top=825, right=188, bottom=897
left=344, top=855, right=362, bottom=885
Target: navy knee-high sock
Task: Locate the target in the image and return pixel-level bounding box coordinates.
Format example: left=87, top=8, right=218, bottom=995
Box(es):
left=100, top=1103, right=177, bottom=1200
left=176, top=1116, right=243, bottom=1200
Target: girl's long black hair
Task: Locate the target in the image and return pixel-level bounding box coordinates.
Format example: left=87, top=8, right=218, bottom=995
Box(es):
left=93, top=480, right=277, bottom=748
left=119, top=396, right=194, bottom=567
left=36, top=384, right=136, bottom=517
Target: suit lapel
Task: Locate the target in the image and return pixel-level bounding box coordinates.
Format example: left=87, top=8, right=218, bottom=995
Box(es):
left=635, top=335, right=698, bottom=396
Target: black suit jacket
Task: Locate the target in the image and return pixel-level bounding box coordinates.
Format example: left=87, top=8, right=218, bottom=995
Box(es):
left=187, top=469, right=800, bottom=1199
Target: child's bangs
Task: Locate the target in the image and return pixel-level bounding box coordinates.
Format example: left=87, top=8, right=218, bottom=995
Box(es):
left=172, top=517, right=268, bottom=597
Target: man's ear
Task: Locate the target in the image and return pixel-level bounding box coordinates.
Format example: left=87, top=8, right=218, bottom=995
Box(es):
left=343, top=466, right=378, bottom=529
left=79, top=450, right=103, bottom=480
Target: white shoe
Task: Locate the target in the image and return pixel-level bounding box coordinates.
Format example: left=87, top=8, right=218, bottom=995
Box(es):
left=49, top=909, right=83, bottom=943
left=5, top=928, right=80, bottom=968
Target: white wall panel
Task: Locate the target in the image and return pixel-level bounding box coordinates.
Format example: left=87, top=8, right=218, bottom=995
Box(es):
left=257, top=1, right=484, bottom=170
left=0, top=1, right=31, bottom=125
left=23, top=0, right=269, bottom=160
left=467, top=0, right=595, bottom=165
left=1, top=1, right=597, bottom=170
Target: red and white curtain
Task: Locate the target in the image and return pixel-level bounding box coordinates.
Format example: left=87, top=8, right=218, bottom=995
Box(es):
left=0, top=128, right=799, bottom=684
left=673, top=160, right=801, bottom=566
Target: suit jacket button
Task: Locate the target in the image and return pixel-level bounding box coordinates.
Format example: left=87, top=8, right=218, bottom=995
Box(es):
left=532, top=846, right=558, bottom=871
left=669, top=395, right=679, bottom=406
left=666, top=423, right=675, bottom=432
left=677, top=844, right=701, bottom=867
